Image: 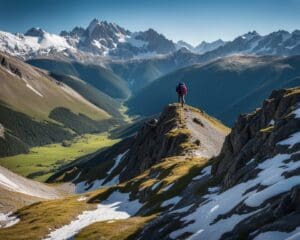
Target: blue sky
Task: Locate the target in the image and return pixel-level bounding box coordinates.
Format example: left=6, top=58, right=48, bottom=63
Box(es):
left=0, top=0, right=299, bottom=45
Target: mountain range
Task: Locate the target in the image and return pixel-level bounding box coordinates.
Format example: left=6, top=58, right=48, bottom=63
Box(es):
left=176, top=39, right=226, bottom=54
left=0, top=19, right=299, bottom=62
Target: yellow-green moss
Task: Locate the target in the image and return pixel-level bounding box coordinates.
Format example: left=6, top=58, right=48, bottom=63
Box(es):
left=260, top=125, right=274, bottom=133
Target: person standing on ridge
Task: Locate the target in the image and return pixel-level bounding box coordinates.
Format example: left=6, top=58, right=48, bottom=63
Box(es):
left=176, top=82, right=187, bottom=107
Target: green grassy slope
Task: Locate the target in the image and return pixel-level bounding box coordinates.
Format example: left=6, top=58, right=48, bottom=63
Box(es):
left=0, top=52, right=118, bottom=157
left=127, top=55, right=300, bottom=126
left=27, top=58, right=130, bottom=99
left=1, top=54, right=110, bottom=121
left=0, top=104, right=73, bottom=156
left=49, top=73, right=123, bottom=119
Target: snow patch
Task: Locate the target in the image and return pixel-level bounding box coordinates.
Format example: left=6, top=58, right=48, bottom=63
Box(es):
left=107, top=150, right=129, bottom=175
left=103, top=174, right=119, bottom=186
left=254, top=227, right=300, bottom=240
left=75, top=179, right=105, bottom=194
left=43, top=191, right=141, bottom=240
left=151, top=181, right=161, bottom=191
left=77, top=196, right=87, bottom=202
left=72, top=172, right=81, bottom=182
left=0, top=212, right=19, bottom=228
left=247, top=158, right=255, bottom=165
left=170, top=152, right=300, bottom=239
left=245, top=176, right=300, bottom=207
left=293, top=106, right=300, bottom=118
left=278, top=131, right=300, bottom=149
left=171, top=205, right=193, bottom=214
left=75, top=150, right=129, bottom=193
left=161, top=196, right=181, bottom=208
left=163, top=183, right=175, bottom=192
left=117, top=32, right=147, bottom=48
left=192, top=165, right=211, bottom=180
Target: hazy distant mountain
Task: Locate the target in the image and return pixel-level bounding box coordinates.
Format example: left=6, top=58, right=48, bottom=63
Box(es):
left=109, top=47, right=205, bottom=92
left=202, top=30, right=300, bottom=58
left=194, top=39, right=226, bottom=54
left=127, top=55, right=300, bottom=126
left=176, top=39, right=226, bottom=54
left=176, top=40, right=195, bottom=51
left=110, top=30, right=300, bottom=92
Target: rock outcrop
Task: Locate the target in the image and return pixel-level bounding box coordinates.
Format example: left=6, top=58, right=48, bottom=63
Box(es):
left=214, top=87, right=300, bottom=189
left=137, top=87, right=300, bottom=240
left=119, top=104, right=229, bottom=182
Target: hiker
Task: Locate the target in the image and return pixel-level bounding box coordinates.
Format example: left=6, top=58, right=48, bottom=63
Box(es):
left=176, top=82, right=187, bottom=107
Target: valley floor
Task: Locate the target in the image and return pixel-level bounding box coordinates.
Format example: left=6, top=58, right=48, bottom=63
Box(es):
left=0, top=133, right=119, bottom=182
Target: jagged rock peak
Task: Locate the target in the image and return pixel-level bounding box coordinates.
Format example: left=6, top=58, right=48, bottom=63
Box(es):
left=60, top=26, right=85, bottom=38
left=120, top=103, right=229, bottom=182
left=213, top=87, right=300, bottom=189
left=24, top=27, right=45, bottom=37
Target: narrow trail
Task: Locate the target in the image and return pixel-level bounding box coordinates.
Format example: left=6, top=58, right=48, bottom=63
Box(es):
left=181, top=105, right=228, bottom=158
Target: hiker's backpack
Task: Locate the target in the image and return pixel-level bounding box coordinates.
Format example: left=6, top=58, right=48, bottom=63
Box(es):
left=176, top=83, right=187, bottom=95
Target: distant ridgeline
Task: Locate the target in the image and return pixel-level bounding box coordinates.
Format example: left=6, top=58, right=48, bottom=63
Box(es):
left=127, top=55, right=300, bottom=126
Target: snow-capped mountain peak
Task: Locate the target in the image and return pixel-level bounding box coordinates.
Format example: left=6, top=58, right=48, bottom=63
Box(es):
left=24, top=27, right=45, bottom=37
left=0, top=29, right=74, bottom=59
left=176, top=40, right=194, bottom=51
left=0, top=19, right=299, bottom=61
left=194, top=39, right=226, bottom=54
left=87, top=18, right=101, bottom=35
left=240, top=30, right=260, bottom=40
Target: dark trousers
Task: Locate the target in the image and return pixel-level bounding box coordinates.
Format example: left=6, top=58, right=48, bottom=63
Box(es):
left=178, top=95, right=185, bottom=107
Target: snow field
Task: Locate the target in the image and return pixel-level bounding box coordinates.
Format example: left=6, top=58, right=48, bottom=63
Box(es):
left=170, top=144, right=300, bottom=239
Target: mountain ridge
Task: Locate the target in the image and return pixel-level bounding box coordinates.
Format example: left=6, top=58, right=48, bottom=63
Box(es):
left=127, top=55, right=300, bottom=126
left=1, top=86, right=300, bottom=239
left=0, top=51, right=123, bottom=157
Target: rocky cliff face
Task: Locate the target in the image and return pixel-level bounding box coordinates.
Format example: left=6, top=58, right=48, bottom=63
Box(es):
left=119, top=104, right=229, bottom=182
left=119, top=105, right=191, bottom=182
left=136, top=87, right=300, bottom=240
left=214, top=88, right=300, bottom=189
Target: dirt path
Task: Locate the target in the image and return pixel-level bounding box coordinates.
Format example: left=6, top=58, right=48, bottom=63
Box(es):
left=183, top=106, right=229, bottom=158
